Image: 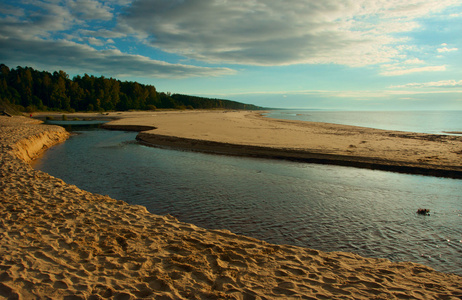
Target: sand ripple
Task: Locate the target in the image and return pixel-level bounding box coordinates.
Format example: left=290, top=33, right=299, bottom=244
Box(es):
left=1, top=115, right=461, bottom=299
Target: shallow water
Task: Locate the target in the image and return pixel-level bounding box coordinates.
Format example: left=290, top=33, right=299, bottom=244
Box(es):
left=34, top=129, right=462, bottom=275
left=265, top=110, right=462, bottom=134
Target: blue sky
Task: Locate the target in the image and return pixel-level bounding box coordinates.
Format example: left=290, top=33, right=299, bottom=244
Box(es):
left=1, top=0, right=461, bottom=110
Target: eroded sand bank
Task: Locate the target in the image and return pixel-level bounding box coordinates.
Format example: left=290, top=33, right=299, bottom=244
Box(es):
left=1, top=114, right=462, bottom=299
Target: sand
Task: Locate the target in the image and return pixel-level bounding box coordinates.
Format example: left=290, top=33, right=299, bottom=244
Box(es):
left=1, top=114, right=461, bottom=299
left=98, top=110, right=462, bottom=178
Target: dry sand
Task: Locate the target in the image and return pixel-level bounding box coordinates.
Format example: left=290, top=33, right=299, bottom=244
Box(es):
left=99, top=110, right=462, bottom=178
left=1, top=114, right=462, bottom=299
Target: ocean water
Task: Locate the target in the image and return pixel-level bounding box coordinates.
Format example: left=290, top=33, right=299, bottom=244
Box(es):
left=34, top=128, right=462, bottom=275
left=264, top=110, right=462, bottom=134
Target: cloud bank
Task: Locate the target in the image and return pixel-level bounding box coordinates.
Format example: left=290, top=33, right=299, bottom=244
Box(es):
left=0, top=38, right=235, bottom=78
left=0, top=0, right=234, bottom=78
left=120, top=0, right=460, bottom=66
left=1, top=0, right=461, bottom=79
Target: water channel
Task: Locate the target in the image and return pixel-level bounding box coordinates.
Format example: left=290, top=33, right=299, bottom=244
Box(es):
left=34, top=128, right=462, bottom=275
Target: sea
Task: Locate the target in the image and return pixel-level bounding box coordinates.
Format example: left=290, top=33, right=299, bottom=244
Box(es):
left=33, top=110, right=462, bottom=275
left=264, top=110, right=462, bottom=134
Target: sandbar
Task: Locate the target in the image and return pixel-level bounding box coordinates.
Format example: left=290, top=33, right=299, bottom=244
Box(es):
left=1, top=114, right=462, bottom=299
left=97, top=110, right=462, bottom=178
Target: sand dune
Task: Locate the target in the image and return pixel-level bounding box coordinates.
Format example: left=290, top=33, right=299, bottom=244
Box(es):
left=1, top=114, right=461, bottom=299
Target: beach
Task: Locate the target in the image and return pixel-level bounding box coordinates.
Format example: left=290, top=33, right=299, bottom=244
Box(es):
left=100, top=110, right=462, bottom=178
left=1, top=113, right=462, bottom=299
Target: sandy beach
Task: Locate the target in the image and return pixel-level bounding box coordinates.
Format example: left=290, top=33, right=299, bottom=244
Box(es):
left=1, top=113, right=462, bottom=299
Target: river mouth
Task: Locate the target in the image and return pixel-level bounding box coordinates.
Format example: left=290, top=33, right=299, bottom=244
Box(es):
left=33, top=127, right=462, bottom=275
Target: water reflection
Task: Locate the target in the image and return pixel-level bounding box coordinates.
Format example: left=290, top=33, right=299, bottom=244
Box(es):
left=34, top=129, right=462, bottom=275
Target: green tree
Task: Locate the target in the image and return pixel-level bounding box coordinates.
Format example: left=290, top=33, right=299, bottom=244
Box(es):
left=0, top=64, right=262, bottom=112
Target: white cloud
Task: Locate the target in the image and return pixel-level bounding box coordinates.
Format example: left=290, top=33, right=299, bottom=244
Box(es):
left=0, top=37, right=236, bottom=78
left=68, top=0, right=113, bottom=20
left=119, top=0, right=461, bottom=66
left=209, top=89, right=393, bottom=99
left=381, top=65, right=446, bottom=76
left=0, top=4, right=25, bottom=17
left=402, top=58, right=425, bottom=65
left=88, top=37, right=104, bottom=46
left=0, top=0, right=235, bottom=78
left=0, top=1, right=77, bottom=40
left=78, top=29, right=126, bottom=39
left=110, top=0, right=134, bottom=6
left=1, top=0, right=460, bottom=80
left=437, top=47, right=458, bottom=53
left=391, top=80, right=462, bottom=88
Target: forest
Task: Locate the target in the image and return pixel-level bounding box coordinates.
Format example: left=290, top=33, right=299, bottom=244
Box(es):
left=0, top=64, right=262, bottom=113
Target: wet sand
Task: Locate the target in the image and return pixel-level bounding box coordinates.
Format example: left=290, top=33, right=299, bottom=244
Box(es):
left=2, top=114, right=462, bottom=299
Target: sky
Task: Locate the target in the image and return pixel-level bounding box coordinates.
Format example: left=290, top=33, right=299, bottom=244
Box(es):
left=1, top=0, right=461, bottom=110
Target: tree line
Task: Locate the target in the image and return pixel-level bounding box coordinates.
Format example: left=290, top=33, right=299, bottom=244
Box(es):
left=0, top=64, right=262, bottom=113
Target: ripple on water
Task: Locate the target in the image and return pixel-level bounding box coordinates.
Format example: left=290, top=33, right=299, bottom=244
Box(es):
left=34, top=129, right=462, bottom=275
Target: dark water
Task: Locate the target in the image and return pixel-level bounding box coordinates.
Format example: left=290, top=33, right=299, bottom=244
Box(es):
left=265, top=110, right=462, bottom=134
left=34, top=129, right=462, bottom=275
